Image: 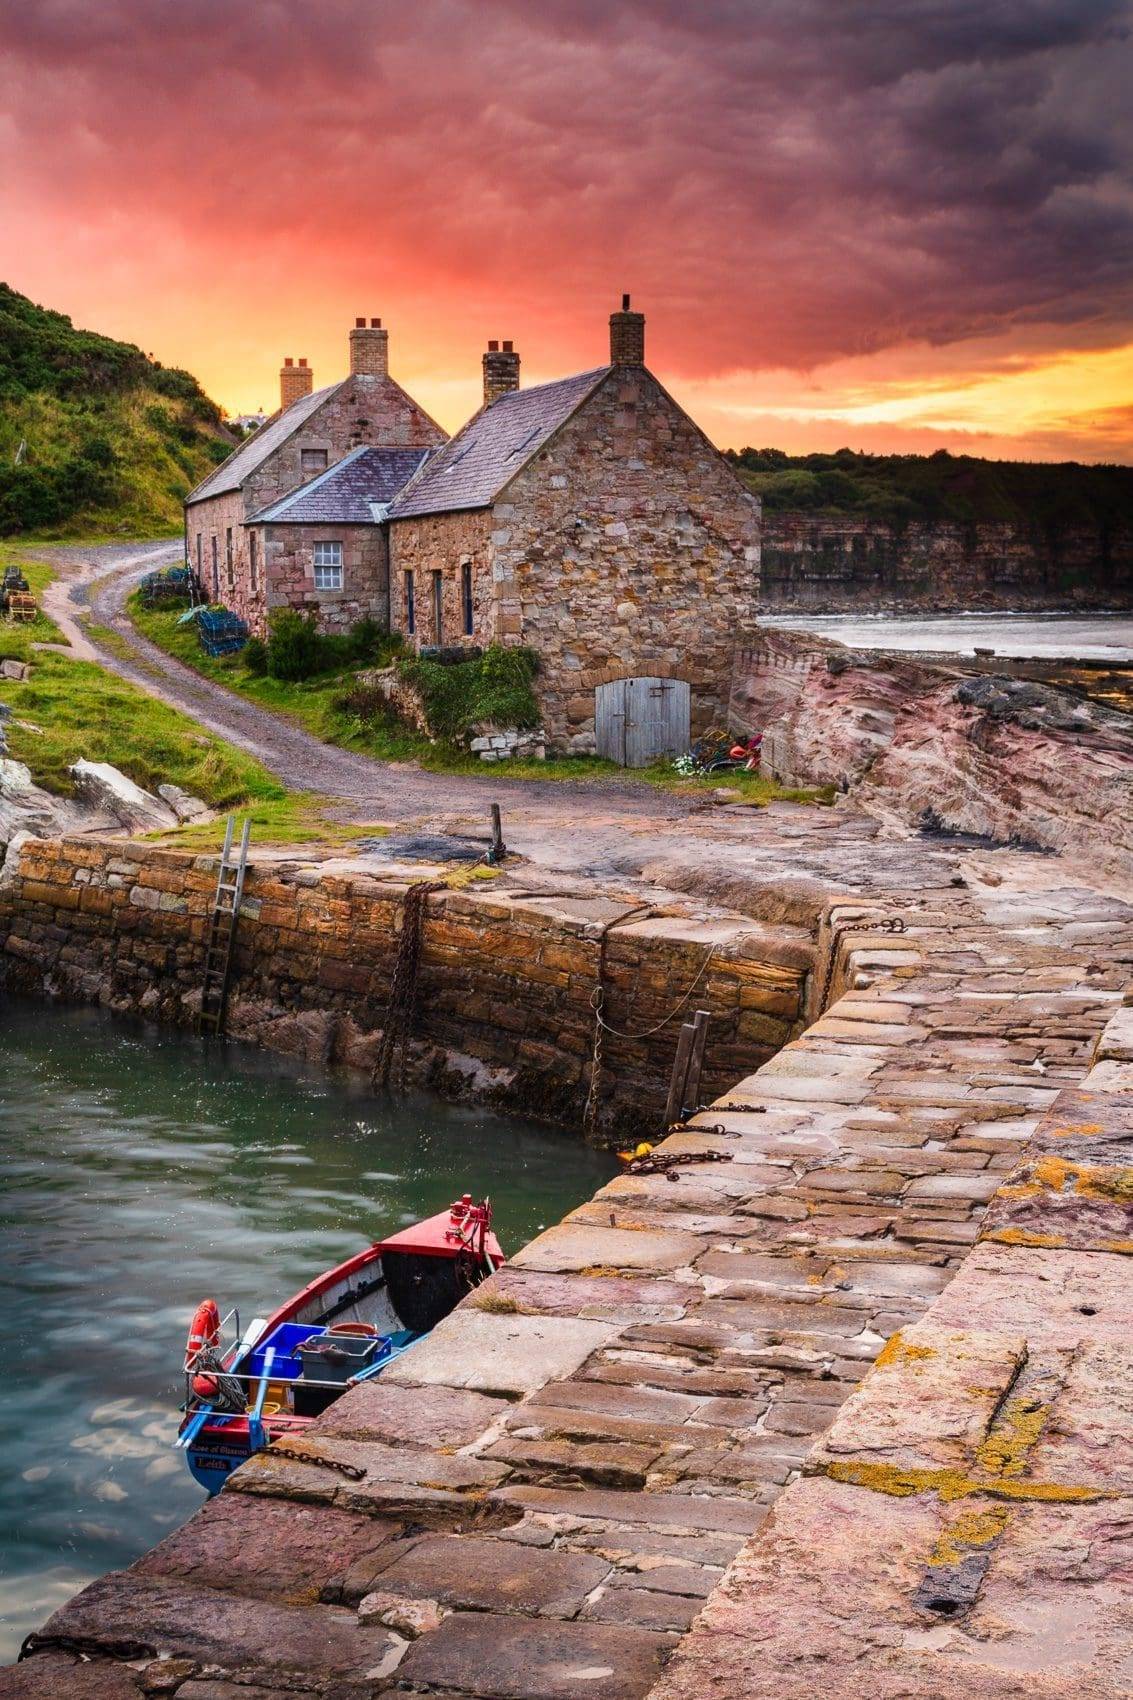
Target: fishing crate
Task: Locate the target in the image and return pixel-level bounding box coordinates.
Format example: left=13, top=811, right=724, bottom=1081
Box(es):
left=197, top=607, right=248, bottom=656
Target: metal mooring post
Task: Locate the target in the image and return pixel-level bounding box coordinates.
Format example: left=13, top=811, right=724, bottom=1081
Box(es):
left=486, top=803, right=507, bottom=864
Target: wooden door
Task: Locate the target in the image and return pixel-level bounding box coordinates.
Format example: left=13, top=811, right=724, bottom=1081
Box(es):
left=595, top=677, right=690, bottom=767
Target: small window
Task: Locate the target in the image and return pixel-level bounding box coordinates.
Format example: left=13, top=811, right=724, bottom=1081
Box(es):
left=211, top=535, right=218, bottom=599
left=313, top=540, right=343, bottom=591
left=432, top=570, right=444, bottom=642
left=226, top=526, right=234, bottom=588
left=249, top=531, right=258, bottom=592
left=404, top=570, right=415, bottom=635
left=195, top=533, right=202, bottom=579
left=301, top=449, right=329, bottom=476
left=461, top=561, right=473, bottom=636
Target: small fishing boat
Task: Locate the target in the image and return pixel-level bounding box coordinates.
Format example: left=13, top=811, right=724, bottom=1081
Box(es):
left=176, top=1193, right=502, bottom=1494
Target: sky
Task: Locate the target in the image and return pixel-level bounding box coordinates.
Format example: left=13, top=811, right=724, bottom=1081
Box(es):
left=0, top=0, right=1130, bottom=462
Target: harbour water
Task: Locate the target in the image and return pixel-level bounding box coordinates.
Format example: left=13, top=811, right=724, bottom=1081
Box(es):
left=0, top=1000, right=617, bottom=1661
left=762, top=611, right=1133, bottom=662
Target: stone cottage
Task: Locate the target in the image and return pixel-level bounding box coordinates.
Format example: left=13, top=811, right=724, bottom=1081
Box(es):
left=244, top=446, right=432, bottom=632
left=184, top=319, right=445, bottom=634
left=386, top=300, right=760, bottom=760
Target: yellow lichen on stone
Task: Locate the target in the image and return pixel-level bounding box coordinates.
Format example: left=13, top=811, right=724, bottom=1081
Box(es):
left=819, top=1459, right=1114, bottom=1505
left=1021, top=1156, right=1133, bottom=1204
left=976, top=1397, right=1049, bottom=1478
left=928, top=1506, right=1010, bottom=1567
left=875, top=1332, right=938, bottom=1370
left=982, top=1227, right=1065, bottom=1248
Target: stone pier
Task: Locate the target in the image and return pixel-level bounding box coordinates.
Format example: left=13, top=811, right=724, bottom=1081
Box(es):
left=5, top=847, right=1131, bottom=1698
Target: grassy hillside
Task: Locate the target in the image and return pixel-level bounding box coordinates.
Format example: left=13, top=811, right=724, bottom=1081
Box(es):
left=0, top=282, right=233, bottom=537
left=727, top=446, right=1133, bottom=531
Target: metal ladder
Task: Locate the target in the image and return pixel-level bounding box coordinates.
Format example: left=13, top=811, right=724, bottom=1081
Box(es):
left=198, top=816, right=251, bottom=1037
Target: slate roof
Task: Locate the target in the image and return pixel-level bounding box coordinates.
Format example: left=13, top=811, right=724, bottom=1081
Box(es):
left=247, top=446, right=432, bottom=525
left=186, top=382, right=345, bottom=504
left=388, top=367, right=610, bottom=520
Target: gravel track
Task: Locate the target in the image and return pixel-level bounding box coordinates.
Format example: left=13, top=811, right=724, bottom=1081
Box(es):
left=39, top=543, right=690, bottom=852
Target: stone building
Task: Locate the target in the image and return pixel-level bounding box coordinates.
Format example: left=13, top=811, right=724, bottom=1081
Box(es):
left=386, top=300, right=760, bottom=760
left=245, top=446, right=431, bottom=633
left=184, top=319, right=444, bottom=633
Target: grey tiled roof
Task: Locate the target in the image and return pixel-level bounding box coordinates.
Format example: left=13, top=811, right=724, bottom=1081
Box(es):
left=388, top=367, right=610, bottom=520
left=247, top=446, right=432, bottom=525
left=186, top=382, right=346, bottom=503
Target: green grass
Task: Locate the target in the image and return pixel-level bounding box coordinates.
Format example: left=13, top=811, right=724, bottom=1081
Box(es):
left=128, top=595, right=627, bottom=782
left=0, top=644, right=375, bottom=847
left=126, top=595, right=835, bottom=801
left=0, top=543, right=64, bottom=660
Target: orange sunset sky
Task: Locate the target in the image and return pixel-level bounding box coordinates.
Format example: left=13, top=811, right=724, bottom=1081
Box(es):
left=1, top=0, right=1131, bottom=462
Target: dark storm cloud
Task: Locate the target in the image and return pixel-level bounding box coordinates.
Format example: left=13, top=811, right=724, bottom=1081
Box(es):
left=0, top=0, right=1129, bottom=373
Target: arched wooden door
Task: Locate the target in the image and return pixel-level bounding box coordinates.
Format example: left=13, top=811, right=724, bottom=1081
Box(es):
left=595, top=677, right=690, bottom=767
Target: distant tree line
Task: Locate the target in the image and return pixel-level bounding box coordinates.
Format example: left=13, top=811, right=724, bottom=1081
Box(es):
left=726, top=446, right=1133, bottom=532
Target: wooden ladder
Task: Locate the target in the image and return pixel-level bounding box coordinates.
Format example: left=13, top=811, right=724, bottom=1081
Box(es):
left=197, top=815, right=251, bottom=1037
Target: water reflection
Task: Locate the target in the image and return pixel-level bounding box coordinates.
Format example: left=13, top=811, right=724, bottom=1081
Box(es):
left=0, top=1000, right=616, bottom=1660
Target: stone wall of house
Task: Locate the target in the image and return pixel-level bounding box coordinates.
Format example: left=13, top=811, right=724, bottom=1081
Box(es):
left=389, top=509, right=494, bottom=646
left=247, top=522, right=389, bottom=636
left=186, top=374, right=444, bottom=632
left=490, top=368, right=761, bottom=752
left=185, top=487, right=245, bottom=605
left=761, top=513, right=1133, bottom=611
left=0, top=837, right=813, bottom=1138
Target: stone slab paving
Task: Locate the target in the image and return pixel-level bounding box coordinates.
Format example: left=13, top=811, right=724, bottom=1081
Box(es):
left=7, top=854, right=1133, bottom=1698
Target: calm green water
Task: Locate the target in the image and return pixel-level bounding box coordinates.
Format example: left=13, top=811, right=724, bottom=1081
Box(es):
left=0, top=1000, right=616, bottom=1660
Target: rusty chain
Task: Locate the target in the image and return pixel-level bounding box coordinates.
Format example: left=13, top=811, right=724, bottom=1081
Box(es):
left=817, top=912, right=906, bottom=1015
left=267, top=1442, right=366, bottom=1480
left=373, top=880, right=443, bottom=1091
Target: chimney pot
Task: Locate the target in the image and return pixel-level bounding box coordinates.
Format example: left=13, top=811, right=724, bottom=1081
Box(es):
left=482, top=339, right=521, bottom=407
left=284, top=357, right=294, bottom=367
left=298, top=357, right=308, bottom=367
left=609, top=296, right=645, bottom=366
left=349, top=317, right=389, bottom=377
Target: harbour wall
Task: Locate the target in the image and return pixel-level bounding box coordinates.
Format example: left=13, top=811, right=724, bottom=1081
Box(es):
left=0, top=836, right=815, bottom=1139
left=7, top=855, right=1132, bottom=1698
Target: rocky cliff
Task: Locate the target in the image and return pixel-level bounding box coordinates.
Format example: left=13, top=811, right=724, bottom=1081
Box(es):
left=761, top=513, right=1133, bottom=611
left=731, top=629, right=1133, bottom=879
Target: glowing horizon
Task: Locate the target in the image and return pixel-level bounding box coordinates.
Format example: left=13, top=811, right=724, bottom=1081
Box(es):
left=1, top=1, right=1130, bottom=464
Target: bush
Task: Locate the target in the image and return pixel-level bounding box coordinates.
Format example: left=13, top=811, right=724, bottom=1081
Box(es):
left=243, top=636, right=268, bottom=674
left=399, top=643, right=539, bottom=742
left=264, top=610, right=400, bottom=680
left=266, top=608, right=322, bottom=681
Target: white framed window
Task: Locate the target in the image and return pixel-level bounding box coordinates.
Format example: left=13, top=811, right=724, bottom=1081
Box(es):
left=312, top=540, right=343, bottom=591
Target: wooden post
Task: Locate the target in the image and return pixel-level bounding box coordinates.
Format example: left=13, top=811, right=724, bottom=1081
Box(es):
left=487, top=803, right=507, bottom=864
left=663, top=1021, right=697, bottom=1130
left=684, top=1009, right=711, bottom=1114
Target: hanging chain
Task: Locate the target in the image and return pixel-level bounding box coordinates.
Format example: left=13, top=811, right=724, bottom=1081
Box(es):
left=817, top=911, right=906, bottom=1014
left=373, top=880, right=443, bottom=1091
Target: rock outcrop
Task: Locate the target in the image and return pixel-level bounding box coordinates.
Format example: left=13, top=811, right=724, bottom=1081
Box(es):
left=733, top=629, right=1133, bottom=877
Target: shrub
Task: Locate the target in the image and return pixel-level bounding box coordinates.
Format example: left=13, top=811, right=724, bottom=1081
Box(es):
left=242, top=636, right=268, bottom=674
left=399, top=643, right=539, bottom=742
left=266, top=608, right=322, bottom=681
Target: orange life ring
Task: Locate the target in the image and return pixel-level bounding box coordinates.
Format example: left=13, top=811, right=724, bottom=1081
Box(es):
left=185, top=1298, right=221, bottom=1369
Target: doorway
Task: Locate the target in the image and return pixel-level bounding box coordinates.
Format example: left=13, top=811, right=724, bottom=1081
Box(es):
left=594, top=677, right=690, bottom=767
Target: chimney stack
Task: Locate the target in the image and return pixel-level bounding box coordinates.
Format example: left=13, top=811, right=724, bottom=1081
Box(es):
left=280, top=355, right=313, bottom=410
left=349, top=315, right=389, bottom=378
left=609, top=293, right=645, bottom=366
left=482, top=339, right=521, bottom=407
